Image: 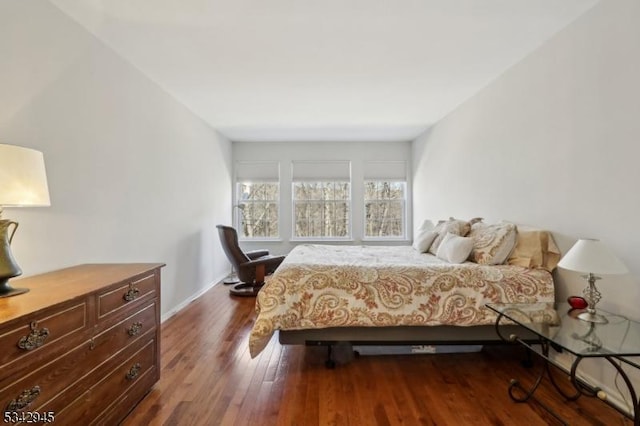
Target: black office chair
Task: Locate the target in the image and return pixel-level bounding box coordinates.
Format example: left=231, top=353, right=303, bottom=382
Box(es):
left=216, top=225, right=285, bottom=297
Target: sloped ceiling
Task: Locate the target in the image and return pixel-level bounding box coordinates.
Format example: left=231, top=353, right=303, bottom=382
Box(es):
left=49, top=0, right=598, bottom=142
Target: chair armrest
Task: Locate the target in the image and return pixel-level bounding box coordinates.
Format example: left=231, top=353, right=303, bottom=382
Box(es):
left=238, top=255, right=286, bottom=278
left=244, top=255, right=286, bottom=269
left=246, top=249, right=270, bottom=260
left=237, top=255, right=286, bottom=284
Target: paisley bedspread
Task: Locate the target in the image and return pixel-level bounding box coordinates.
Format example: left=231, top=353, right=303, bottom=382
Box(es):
left=249, top=244, right=554, bottom=357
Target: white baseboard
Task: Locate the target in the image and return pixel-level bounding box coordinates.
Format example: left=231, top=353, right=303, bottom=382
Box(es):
left=160, top=274, right=227, bottom=323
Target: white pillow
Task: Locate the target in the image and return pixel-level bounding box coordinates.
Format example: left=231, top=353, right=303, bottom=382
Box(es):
left=414, top=219, right=435, bottom=241
left=428, top=219, right=471, bottom=255
left=416, top=219, right=435, bottom=234
left=412, top=230, right=438, bottom=253
left=436, top=232, right=474, bottom=264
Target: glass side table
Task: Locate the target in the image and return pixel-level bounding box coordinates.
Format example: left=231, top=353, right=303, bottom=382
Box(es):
left=486, top=302, right=640, bottom=425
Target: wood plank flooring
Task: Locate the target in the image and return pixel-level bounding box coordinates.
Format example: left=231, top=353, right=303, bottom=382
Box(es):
left=122, top=282, right=632, bottom=425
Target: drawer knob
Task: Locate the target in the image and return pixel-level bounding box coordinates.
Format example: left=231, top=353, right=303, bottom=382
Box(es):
left=123, top=284, right=140, bottom=302
left=126, top=363, right=141, bottom=381
left=17, top=321, right=50, bottom=351
left=6, top=386, right=41, bottom=411
left=127, top=321, right=143, bottom=336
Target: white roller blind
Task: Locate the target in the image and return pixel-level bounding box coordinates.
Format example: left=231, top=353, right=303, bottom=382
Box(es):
left=236, top=161, right=279, bottom=182
left=363, top=161, right=407, bottom=180
left=291, top=160, right=351, bottom=181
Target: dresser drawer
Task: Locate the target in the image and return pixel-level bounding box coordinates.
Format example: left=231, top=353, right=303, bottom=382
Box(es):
left=97, top=273, right=157, bottom=319
left=0, top=302, right=87, bottom=372
left=50, top=339, right=157, bottom=426
left=91, top=339, right=156, bottom=415
left=1, top=342, right=92, bottom=413
left=93, top=366, right=157, bottom=426
left=89, top=302, right=158, bottom=365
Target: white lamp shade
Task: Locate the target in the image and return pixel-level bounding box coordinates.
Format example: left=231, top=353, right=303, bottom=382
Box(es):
left=558, top=238, right=628, bottom=275
left=0, top=144, right=50, bottom=207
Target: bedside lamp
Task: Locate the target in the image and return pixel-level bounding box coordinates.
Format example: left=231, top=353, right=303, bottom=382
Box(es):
left=558, top=238, right=628, bottom=324
left=0, top=143, right=51, bottom=297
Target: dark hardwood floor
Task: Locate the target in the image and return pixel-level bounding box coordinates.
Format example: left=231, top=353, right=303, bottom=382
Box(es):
left=122, top=282, right=631, bottom=425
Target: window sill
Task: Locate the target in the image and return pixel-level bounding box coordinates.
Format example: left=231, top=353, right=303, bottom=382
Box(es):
left=362, top=238, right=410, bottom=243
left=290, top=238, right=354, bottom=243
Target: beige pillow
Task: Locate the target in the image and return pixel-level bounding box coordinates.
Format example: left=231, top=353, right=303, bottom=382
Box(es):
left=412, top=230, right=438, bottom=253
left=436, top=232, right=474, bottom=264
left=428, top=218, right=472, bottom=255
left=468, top=222, right=517, bottom=265
left=469, top=217, right=484, bottom=225
left=507, top=228, right=561, bottom=272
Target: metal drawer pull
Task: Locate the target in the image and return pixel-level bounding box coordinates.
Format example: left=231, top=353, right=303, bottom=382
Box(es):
left=6, top=386, right=41, bottom=411
left=123, top=283, right=140, bottom=302
left=126, top=363, right=141, bottom=380
left=17, top=321, right=50, bottom=351
left=127, top=321, right=143, bottom=336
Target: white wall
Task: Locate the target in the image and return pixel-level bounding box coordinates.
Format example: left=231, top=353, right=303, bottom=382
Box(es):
left=0, top=0, right=232, bottom=318
left=412, top=0, right=639, bottom=414
left=233, top=141, right=412, bottom=255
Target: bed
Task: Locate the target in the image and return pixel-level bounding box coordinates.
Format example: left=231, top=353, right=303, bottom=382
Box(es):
left=249, top=243, right=556, bottom=358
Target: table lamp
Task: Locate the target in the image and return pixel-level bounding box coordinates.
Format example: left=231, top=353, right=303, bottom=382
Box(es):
left=558, top=238, right=628, bottom=324
left=0, top=143, right=51, bottom=297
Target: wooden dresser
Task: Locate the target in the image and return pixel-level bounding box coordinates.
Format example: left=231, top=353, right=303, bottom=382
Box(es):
left=0, top=263, right=164, bottom=425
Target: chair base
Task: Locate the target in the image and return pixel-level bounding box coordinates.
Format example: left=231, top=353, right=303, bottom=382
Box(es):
left=229, top=282, right=264, bottom=297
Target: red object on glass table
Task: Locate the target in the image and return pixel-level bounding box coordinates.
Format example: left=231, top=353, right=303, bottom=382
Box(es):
left=567, top=296, right=588, bottom=310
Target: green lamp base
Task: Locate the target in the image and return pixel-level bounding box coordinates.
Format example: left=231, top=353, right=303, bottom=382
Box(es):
left=1, top=218, right=26, bottom=298
left=0, top=280, right=29, bottom=298
left=0, top=287, right=29, bottom=298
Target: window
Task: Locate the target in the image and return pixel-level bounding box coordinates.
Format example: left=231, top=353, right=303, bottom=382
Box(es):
left=293, top=181, right=350, bottom=238
left=291, top=161, right=351, bottom=239
left=364, top=181, right=406, bottom=238
left=236, top=182, right=279, bottom=239
left=363, top=161, right=407, bottom=239
left=235, top=161, right=279, bottom=239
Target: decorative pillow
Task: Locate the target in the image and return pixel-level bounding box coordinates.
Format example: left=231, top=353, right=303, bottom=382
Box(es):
left=468, top=222, right=517, bottom=265
left=507, top=227, right=561, bottom=272
left=428, top=218, right=471, bottom=255
left=416, top=219, right=435, bottom=234
left=469, top=217, right=484, bottom=225
left=414, top=219, right=435, bottom=242
left=436, top=232, right=474, bottom=264
left=412, top=230, right=438, bottom=253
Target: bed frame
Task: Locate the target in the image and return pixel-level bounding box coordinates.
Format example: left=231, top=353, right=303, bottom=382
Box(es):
left=279, top=324, right=538, bottom=368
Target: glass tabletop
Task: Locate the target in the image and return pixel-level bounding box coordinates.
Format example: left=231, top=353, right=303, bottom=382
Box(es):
left=486, top=302, right=640, bottom=357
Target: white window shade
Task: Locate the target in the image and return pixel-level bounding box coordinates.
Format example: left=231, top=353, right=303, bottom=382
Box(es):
left=291, top=161, right=351, bottom=181
left=236, top=161, right=279, bottom=182
left=363, top=161, right=407, bottom=180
